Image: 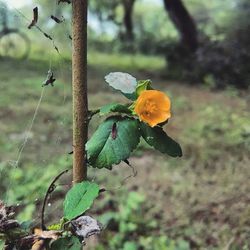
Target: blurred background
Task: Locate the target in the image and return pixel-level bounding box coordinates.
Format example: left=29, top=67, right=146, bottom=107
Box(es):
left=0, top=0, right=249, bottom=249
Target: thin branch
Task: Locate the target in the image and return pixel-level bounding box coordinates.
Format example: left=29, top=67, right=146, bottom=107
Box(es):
left=10, top=5, right=60, bottom=54
left=41, top=169, right=70, bottom=230
left=121, top=159, right=137, bottom=184
left=105, top=160, right=137, bottom=192
left=88, top=109, right=100, bottom=121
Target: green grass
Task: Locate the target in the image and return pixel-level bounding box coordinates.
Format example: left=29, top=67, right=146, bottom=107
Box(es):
left=88, top=51, right=165, bottom=73
left=0, top=53, right=249, bottom=249
left=30, top=45, right=165, bottom=72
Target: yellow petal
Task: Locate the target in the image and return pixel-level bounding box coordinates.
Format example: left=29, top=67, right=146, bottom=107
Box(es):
left=134, top=90, right=171, bottom=127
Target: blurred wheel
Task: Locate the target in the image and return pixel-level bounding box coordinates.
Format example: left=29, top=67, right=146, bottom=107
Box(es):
left=0, top=31, right=30, bottom=59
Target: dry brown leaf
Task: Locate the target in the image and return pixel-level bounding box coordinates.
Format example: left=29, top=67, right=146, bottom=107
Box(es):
left=31, top=229, right=62, bottom=250
left=58, top=0, right=71, bottom=4
left=0, top=200, right=7, bottom=222
left=34, top=228, right=62, bottom=240
left=28, top=7, right=38, bottom=29
left=31, top=239, right=46, bottom=250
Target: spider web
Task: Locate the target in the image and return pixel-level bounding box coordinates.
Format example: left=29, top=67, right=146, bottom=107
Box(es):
left=0, top=1, right=136, bottom=235
left=0, top=0, right=73, bottom=227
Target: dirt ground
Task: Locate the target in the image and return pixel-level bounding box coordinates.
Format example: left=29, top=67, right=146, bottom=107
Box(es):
left=0, top=56, right=249, bottom=249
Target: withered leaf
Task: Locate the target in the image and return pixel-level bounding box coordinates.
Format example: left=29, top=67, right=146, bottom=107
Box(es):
left=31, top=229, right=62, bottom=250
left=19, top=235, right=37, bottom=249
left=51, top=15, right=64, bottom=24
left=99, top=188, right=106, bottom=194
left=58, top=0, right=71, bottom=4
left=42, top=70, right=56, bottom=87
left=31, top=239, right=46, bottom=250
left=28, top=7, right=38, bottom=29
left=0, top=200, right=7, bottom=222
left=54, top=45, right=60, bottom=54
left=0, top=201, right=20, bottom=232
left=0, top=219, right=19, bottom=232
left=43, top=32, right=53, bottom=40
left=34, top=228, right=62, bottom=240
left=71, top=216, right=102, bottom=239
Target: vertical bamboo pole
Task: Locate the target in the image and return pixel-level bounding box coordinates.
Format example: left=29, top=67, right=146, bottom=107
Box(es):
left=72, top=0, right=88, bottom=183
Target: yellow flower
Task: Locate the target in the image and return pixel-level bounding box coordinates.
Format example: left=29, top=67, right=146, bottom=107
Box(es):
left=134, top=90, right=171, bottom=127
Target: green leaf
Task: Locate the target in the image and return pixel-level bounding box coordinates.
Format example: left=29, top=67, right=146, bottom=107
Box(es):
left=123, top=93, right=137, bottom=101
left=50, top=236, right=82, bottom=250
left=123, top=241, right=138, bottom=250
left=105, top=72, right=137, bottom=94
left=139, top=122, right=182, bottom=157
left=63, top=181, right=99, bottom=220
left=99, top=103, right=132, bottom=116
left=136, top=79, right=153, bottom=96
left=0, top=240, right=4, bottom=249
left=124, top=79, right=153, bottom=101
left=47, top=223, right=61, bottom=231
left=87, top=116, right=140, bottom=169
left=20, top=221, right=33, bottom=231
left=48, top=217, right=68, bottom=230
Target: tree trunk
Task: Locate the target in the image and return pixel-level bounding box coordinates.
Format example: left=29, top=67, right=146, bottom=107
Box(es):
left=72, top=0, right=88, bottom=183
left=163, top=0, right=198, bottom=51
left=122, top=0, right=136, bottom=41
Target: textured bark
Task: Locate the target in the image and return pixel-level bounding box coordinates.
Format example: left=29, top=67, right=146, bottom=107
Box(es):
left=72, top=0, right=88, bottom=183
left=163, top=0, right=198, bottom=51
left=122, top=0, right=136, bottom=41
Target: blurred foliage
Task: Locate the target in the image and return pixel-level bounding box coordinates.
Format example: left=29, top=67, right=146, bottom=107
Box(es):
left=0, top=52, right=249, bottom=248
left=183, top=102, right=250, bottom=166
left=88, top=0, right=178, bottom=54
left=96, top=192, right=190, bottom=250
left=0, top=156, right=70, bottom=222
left=160, top=0, right=250, bottom=88
left=0, top=240, right=4, bottom=249
left=0, top=0, right=250, bottom=248
left=21, top=0, right=250, bottom=88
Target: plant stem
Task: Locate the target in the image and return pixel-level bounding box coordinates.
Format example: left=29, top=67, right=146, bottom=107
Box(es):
left=41, top=169, right=69, bottom=230
left=72, top=0, right=88, bottom=183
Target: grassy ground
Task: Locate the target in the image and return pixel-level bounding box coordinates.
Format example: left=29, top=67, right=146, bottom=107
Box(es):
left=0, top=52, right=249, bottom=249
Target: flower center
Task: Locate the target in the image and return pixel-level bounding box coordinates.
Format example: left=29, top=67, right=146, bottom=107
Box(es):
left=143, top=100, right=157, bottom=116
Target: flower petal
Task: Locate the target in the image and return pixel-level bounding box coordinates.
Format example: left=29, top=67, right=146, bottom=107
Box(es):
left=134, top=90, right=171, bottom=127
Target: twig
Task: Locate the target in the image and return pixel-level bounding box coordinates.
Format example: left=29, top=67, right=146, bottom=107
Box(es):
left=121, top=160, right=137, bottom=185
left=10, top=4, right=60, bottom=54
left=105, top=160, right=137, bottom=192
left=41, top=169, right=70, bottom=230
left=88, top=109, right=100, bottom=121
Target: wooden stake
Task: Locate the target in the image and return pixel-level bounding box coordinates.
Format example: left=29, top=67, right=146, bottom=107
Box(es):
left=72, top=0, right=88, bottom=183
